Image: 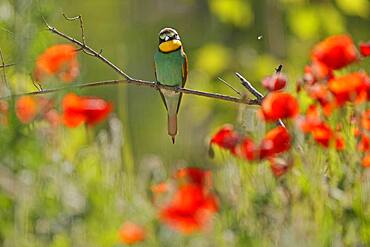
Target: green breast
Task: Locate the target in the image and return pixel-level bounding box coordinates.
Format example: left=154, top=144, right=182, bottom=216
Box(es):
left=154, top=49, right=184, bottom=86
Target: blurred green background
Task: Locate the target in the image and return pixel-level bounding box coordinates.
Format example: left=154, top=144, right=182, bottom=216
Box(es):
left=0, top=0, right=369, bottom=246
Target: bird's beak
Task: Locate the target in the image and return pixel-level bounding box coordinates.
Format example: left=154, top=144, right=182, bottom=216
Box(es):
left=164, top=36, right=170, bottom=41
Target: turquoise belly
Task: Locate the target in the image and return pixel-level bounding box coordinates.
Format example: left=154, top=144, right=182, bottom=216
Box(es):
left=154, top=49, right=183, bottom=86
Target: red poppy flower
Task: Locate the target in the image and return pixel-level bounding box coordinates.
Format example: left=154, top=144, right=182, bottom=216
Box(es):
left=15, top=96, right=59, bottom=125
left=268, top=157, right=291, bottom=177
left=235, top=137, right=256, bottom=161
left=310, top=122, right=333, bottom=147
left=298, top=107, right=344, bottom=149
left=62, top=93, right=112, bottom=127
left=303, top=61, right=333, bottom=84
left=118, top=222, right=146, bottom=245
left=358, top=134, right=369, bottom=152
left=159, top=183, right=218, bottom=234
left=328, top=72, right=369, bottom=105
left=353, top=127, right=361, bottom=137
left=363, top=153, right=370, bottom=168
left=259, top=126, right=291, bottom=159
left=210, top=125, right=241, bottom=153
left=297, top=105, right=321, bottom=133
left=15, top=96, right=38, bottom=123
left=335, top=135, right=345, bottom=151
left=261, top=92, right=299, bottom=121
left=311, top=35, right=358, bottom=70
left=360, top=42, right=370, bottom=57
left=306, top=84, right=331, bottom=105
left=262, top=73, right=287, bottom=91
left=175, top=167, right=212, bottom=189
left=34, top=44, right=79, bottom=82
left=151, top=182, right=169, bottom=195
left=361, top=110, right=370, bottom=130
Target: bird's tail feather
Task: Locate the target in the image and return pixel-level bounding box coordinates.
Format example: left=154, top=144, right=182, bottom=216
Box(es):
left=168, top=114, right=177, bottom=143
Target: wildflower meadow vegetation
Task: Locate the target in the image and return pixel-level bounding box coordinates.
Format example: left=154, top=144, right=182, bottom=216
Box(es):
left=0, top=0, right=369, bottom=246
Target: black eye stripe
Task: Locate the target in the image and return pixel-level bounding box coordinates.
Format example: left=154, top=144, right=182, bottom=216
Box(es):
left=159, top=31, right=180, bottom=41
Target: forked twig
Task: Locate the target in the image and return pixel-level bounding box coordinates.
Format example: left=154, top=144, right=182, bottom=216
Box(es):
left=62, top=13, right=95, bottom=56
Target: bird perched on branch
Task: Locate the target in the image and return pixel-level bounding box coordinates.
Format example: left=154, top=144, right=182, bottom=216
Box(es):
left=154, top=28, right=188, bottom=143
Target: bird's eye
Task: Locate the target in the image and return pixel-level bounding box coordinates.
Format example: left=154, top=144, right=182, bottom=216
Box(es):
left=159, top=33, right=167, bottom=40
left=169, top=32, right=175, bottom=38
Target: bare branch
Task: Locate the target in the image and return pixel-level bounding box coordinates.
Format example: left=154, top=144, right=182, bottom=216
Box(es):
left=235, top=72, right=264, bottom=101
left=0, top=77, right=260, bottom=105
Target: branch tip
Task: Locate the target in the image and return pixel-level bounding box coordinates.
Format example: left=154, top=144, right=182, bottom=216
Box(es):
left=235, top=72, right=264, bottom=101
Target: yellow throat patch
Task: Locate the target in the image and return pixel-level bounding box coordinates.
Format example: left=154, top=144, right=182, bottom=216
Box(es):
left=159, top=40, right=182, bottom=52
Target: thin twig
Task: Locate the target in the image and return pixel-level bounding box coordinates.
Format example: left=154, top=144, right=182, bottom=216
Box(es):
left=62, top=13, right=95, bottom=56
left=217, top=77, right=242, bottom=96
left=0, top=77, right=260, bottom=105
left=0, top=63, right=15, bottom=69
left=62, top=13, right=86, bottom=44
left=0, top=49, right=8, bottom=87
left=30, top=74, right=43, bottom=91
left=235, top=72, right=264, bottom=101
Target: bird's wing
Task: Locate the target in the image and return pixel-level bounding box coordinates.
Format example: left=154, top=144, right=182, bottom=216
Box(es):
left=176, top=49, right=188, bottom=113
left=154, top=61, right=168, bottom=110
left=182, top=50, right=188, bottom=87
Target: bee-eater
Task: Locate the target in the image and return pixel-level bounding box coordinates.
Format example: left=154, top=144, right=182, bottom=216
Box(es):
left=154, top=28, right=188, bottom=143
